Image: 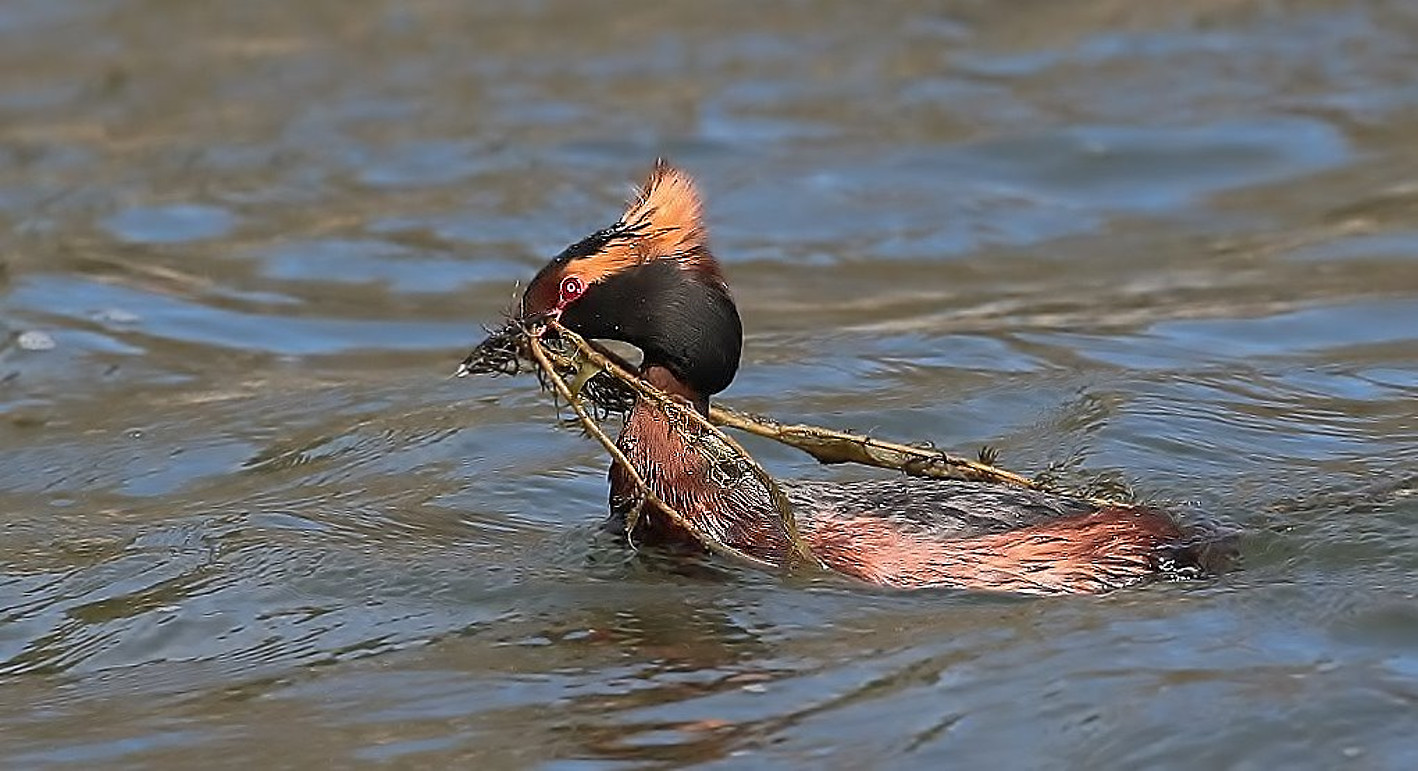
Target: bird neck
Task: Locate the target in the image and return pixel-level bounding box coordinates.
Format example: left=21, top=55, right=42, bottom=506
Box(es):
left=643, top=363, right=710, bottom=416
left=607, top=365, right=795, bottom=565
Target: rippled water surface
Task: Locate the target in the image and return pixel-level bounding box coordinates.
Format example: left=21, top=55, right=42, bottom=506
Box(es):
left=3, top=1, right=1418, bottom=767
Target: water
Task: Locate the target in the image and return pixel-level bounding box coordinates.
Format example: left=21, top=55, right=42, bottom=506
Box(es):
left=2, top=1, right=1417, bottom=767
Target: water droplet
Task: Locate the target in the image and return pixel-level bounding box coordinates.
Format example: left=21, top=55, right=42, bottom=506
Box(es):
left=17, top=330, right=56, bottom=351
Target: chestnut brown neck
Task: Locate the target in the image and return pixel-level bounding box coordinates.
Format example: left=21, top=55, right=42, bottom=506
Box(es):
left=642, top=365, right=709, bottom=415
left=607, top=365, right=795, bottom=565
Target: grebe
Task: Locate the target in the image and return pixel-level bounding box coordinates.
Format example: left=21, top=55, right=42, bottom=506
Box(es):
left=472, top=161, right=1208, bottom=595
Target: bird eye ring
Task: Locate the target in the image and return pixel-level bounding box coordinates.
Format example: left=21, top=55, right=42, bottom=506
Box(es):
left=558, top=275, right=586, bottom=305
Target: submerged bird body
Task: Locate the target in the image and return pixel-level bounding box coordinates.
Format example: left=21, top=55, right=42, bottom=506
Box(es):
left=607, top=386, right=1191, bottom=594
left=487, top=161, right=1205, bottom=595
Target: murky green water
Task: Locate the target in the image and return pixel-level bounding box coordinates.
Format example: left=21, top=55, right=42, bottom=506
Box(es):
left=2, top=1, right=1417, bottom=767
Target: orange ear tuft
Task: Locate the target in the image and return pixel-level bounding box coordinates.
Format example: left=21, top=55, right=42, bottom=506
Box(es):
left=620, top=159, right=707, bottom=260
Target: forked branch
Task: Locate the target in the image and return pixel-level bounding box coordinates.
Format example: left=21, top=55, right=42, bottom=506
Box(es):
left=539, top=322, right=1126, bottom=510
left=524, top=325, right=821, bottom=572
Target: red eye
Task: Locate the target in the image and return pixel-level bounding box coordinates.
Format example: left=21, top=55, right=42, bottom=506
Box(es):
left=558, top=275, right=585, bottom=304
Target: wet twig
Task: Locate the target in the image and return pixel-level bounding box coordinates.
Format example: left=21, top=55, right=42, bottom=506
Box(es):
left=708, top=405, right=1122, bottom=508
left=540, top=323, right=1125, bottom=509
left=459, top=319, right=1127, bottom=534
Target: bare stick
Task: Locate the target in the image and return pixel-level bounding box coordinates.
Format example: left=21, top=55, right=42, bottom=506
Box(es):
left=715, top=407, right=1046, bottom=487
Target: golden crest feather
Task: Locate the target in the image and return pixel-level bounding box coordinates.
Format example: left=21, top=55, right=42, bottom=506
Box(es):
left=619, top=159, right=707, bottom=262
